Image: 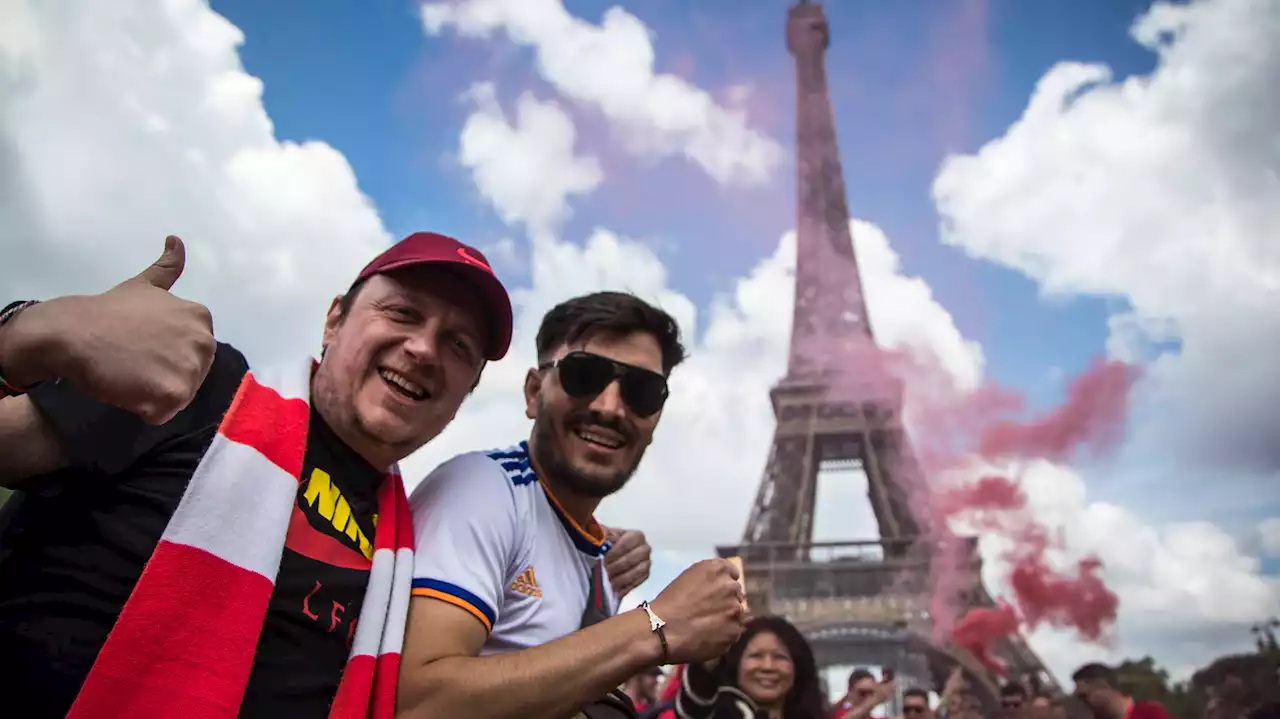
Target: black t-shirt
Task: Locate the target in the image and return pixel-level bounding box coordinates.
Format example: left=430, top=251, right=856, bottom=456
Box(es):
left=0, top=343, right=384, bottom=718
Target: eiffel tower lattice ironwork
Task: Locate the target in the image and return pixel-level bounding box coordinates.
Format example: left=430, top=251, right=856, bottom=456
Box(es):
left=715, top=1, right=1058, bottom=708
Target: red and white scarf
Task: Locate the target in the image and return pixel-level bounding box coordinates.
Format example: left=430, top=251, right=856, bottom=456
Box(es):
left=66, top=360, right=415, bottom=719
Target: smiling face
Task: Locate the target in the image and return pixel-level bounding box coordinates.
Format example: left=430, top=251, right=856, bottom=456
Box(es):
left=524, top=331, right=664, bottom=500
left=313, top=268, right=487, bottom=468
left=735, top=630, right=796, bottom=708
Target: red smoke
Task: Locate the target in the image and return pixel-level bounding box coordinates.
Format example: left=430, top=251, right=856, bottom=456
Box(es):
left=977, top=359, right=1140, bottom=462
left=937, top=475, right=1026, bottom=516
left=927, top=358, right=1137, bottom=672
left=1010, top=550, right=1116, bottom=642
left=951, top=603, right=1019, bottom=677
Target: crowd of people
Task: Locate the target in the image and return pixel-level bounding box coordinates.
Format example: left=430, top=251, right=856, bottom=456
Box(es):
left=0, top=231, right=1275, bottom=719
left=619, top=620, right=1279, bottom=719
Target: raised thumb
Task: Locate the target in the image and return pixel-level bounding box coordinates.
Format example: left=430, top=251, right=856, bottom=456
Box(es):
left=134, top=235, right=187, bottom=290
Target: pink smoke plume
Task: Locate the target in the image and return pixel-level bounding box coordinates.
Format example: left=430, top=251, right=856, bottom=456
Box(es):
left=934, top=359, right=1138, bottom=671
left=859, top=348, right=1138, bottom=674
left=951, top=603, right=1019, bottom=677
left=977, top=360, right=1140, bottom=462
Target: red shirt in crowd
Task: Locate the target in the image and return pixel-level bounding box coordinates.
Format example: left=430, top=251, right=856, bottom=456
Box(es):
left=1127, top=700, right=1174, bottom=719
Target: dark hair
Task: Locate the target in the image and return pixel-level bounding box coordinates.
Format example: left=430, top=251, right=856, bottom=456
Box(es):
left=336, top=278, right=370, bottom=320
left=904, top=688, right=930, bottom=703
left=1071, top=664, right=1116, bottom=687
left=535, top=291, right=686, bottom=375
left=1003, top=683, right=1029, bottom=699
left=848, top=669, right=875, bottom=688
left=719, top=616, right=827, bottom=719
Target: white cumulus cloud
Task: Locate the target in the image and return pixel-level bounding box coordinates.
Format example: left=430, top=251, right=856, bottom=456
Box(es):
left=932, top=0, right=1280, bottom=478
left=457, top=83, right=603, bottom=235
left=0, top=0, right=390, bottom=366
left=420, top=0, right=785, bottom=187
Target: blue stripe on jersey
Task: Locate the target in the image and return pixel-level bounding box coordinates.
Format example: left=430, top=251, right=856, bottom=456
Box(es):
left=411, top=578, right=497, bottom=628
left=487, top=443, right=536, bottom=486
left=498, top=457, right=530, bottom=473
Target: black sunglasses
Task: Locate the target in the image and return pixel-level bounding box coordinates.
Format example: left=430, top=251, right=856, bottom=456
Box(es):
left=539, top=351, right=669, bottom=418
left=904, top=707, right=927, bottom=715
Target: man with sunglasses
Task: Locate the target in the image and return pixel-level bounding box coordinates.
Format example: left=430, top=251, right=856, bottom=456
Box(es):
left=398, top=291, right=749, bottom=719
left=1001, top=683, right=1030, bottom=718
left=901, top=688, right=934, bottom=719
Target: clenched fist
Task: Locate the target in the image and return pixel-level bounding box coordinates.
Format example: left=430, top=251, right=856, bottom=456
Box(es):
left=649, top=559, right=747, bottom=664
left=7, top=236, right=216, bottom=424
left=603, top=526, right=651, bottom=599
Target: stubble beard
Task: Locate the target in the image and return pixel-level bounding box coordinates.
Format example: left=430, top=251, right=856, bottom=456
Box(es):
left=312, top=360, right=414, bottom=468
left=530, top=414, right=639, bottom=499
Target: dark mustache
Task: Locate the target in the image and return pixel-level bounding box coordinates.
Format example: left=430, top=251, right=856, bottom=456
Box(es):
left=568, top=411, right=632, bottom=442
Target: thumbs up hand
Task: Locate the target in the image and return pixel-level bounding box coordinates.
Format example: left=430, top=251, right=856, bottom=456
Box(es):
left=2, top=236, right=216, bottom=424
left=131, top=233, right=189, bottom=291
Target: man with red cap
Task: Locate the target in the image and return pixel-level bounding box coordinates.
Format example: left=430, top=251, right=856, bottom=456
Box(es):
left=0, top=232, right=648, bottom=719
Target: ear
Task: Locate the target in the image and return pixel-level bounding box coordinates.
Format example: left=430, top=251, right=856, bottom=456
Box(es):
left=321, top=295, right=343, bottom=354
left=523, top=368, right=542, bottom=420
left=327, top=292, right=348, bottom=345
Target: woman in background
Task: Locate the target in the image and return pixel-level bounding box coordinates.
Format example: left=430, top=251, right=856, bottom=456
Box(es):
left=670, top=615, right=828, bottom=719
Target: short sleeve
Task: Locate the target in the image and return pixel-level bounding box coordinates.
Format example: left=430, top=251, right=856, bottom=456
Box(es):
left=408, top=452, right=520, bottom=633
left=26, top=342, right=248, bottom=476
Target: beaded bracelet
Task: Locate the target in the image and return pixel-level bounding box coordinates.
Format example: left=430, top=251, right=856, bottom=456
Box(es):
left=0, top=300, right=41, bottom=396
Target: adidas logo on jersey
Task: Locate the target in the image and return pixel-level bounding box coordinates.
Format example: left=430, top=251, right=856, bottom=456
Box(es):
left=511, top=566, right=542, bottom=598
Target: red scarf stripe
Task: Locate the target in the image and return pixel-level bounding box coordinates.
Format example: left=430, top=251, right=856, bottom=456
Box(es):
left=393, top=478, right=414, bottom=551
left=67, top=541, right=275, bottom=719
left=329, top=655, right=377, bottom=718
left=371, top=652, right=401, bottom=719
left=219, top=369, right=310, bottom=479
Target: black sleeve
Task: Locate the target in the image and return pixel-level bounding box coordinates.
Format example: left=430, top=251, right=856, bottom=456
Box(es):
left=674, top=664, right=722, bottom=719
left=26, top=342, right=249, bottom=476
left=675, top=664, right=758, bottom=719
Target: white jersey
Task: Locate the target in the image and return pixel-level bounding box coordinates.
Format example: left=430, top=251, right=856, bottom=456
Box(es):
left=409, top=441, right=618, bottom=654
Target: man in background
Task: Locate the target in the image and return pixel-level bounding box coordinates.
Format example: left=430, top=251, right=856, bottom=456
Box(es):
left=623, top=668, right=665, bottom=713
left=1073, top=663, right=1173, bottom=719
left=1002, top=682, right=1030, bottom=719
left=901, top=688, right=934, bottom=719
left=831, top=668, right=898, bottom=719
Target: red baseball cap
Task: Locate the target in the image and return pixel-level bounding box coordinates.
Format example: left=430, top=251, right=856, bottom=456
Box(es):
left=354, top=232, right=513, bottom=361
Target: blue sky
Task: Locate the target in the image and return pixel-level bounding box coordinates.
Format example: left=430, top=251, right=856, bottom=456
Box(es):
left=209, top=0, right=1163, bottom=415
left=206, top=0, right=1197, bottom=526
left=203, top=0, right=1279, bottom=544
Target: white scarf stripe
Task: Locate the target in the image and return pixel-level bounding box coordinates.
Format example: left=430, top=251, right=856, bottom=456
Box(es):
left=160, top=435, right=298, bottom=580
left=378, top=547, right=416, bottom=656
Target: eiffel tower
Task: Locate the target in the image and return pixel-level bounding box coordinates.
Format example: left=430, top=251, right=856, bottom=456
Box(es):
left=715, top=1, right=1057, bottom=709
